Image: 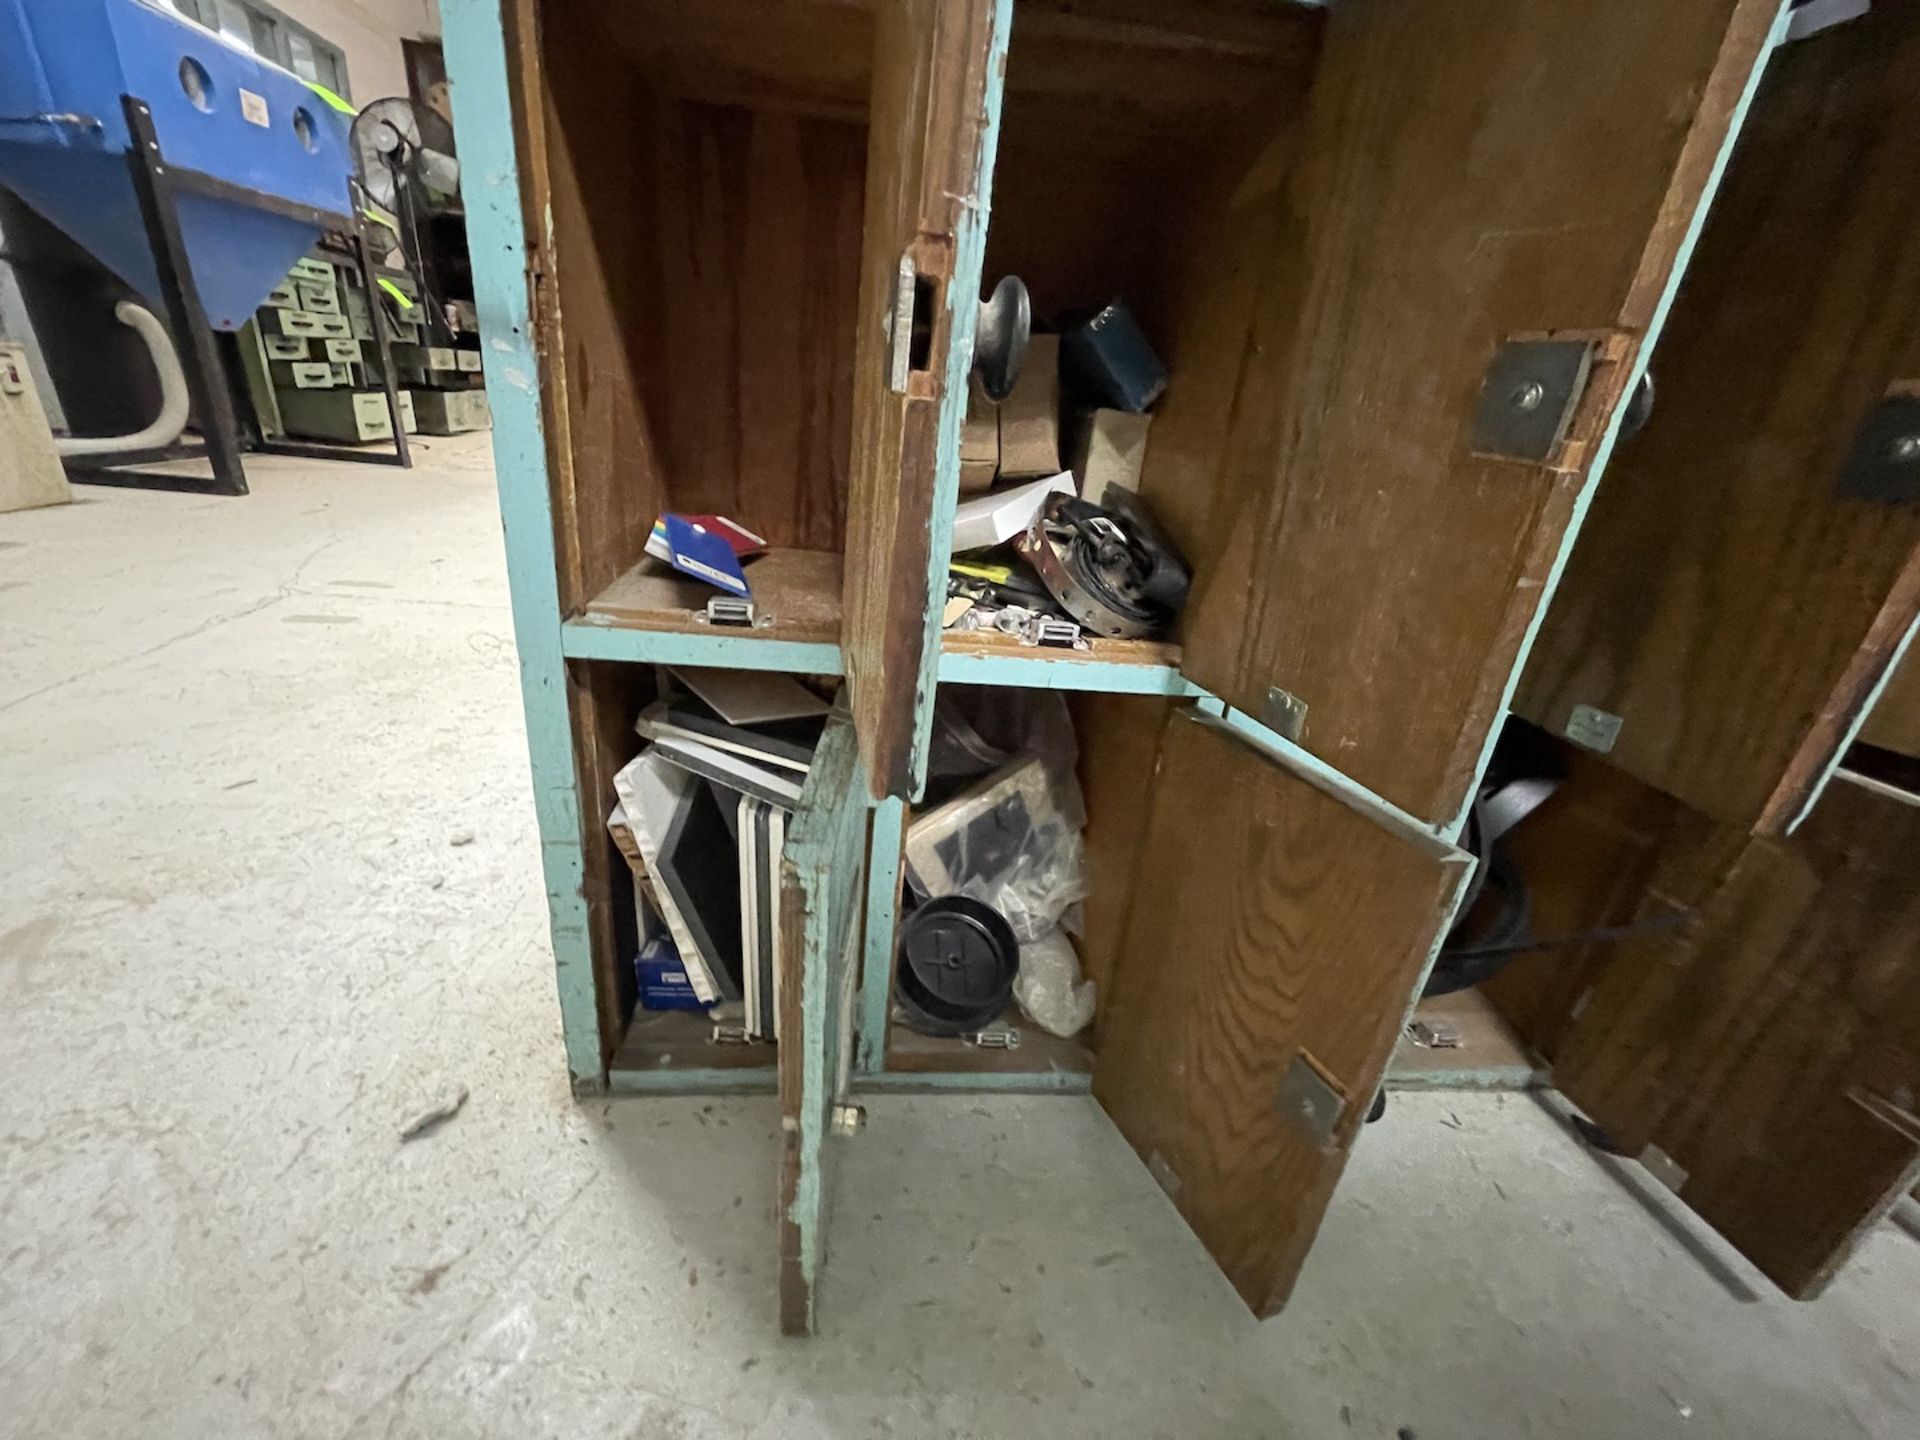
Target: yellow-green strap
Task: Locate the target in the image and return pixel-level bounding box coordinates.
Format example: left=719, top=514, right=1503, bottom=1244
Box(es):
left=301, top=80, right=356, bottom=116
left=377, top=278, right=416, bottom=310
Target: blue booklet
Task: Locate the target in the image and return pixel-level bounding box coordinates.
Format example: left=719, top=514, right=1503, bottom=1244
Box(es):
left=651, top=513, right=752, bottom=597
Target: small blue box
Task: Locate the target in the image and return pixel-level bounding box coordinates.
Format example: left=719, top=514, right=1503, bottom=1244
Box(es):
left=636, top=935, right=707, bottom=1012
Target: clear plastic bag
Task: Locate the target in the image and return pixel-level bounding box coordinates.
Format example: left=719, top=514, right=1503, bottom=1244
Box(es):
left=908, top=692, right=1088, bottom=942
left=1014, top=927, right=1095, bottom=1038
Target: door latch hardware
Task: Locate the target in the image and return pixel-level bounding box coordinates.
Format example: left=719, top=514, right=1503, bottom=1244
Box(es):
left=964, top=1025, right=1022, bottom=1050
left=1408, top=1019, right=1461, bottom=1049
left=1834, top=391, right=1920, bottom=504
left=1471, top=338, right=1596, bottom=463
left=697, top=596, right=766, bottom=628
left=830, top=1103, right=868, bottom=1138
left=1274, top=1052, right=1348, bottom=1149
left=1026, top=618, right=1084, bottom=650
left=887, top=254, right=917, bottom=395
left=1262, top=686, right=1308, bottom=742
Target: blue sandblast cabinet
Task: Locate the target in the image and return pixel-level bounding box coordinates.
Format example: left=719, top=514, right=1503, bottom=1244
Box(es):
left=0, top=0, right=356, bottom=329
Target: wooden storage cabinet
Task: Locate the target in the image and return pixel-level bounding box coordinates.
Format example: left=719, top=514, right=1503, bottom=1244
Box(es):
left=445, top=0, right=1792, bottom=1334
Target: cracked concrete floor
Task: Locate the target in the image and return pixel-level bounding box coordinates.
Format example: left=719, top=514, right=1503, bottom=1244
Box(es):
left=3, top=439, right=1918, bottom=1440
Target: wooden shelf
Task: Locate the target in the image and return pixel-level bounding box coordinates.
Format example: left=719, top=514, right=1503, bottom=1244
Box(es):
left=1386, top=989, right=1545, bottom=1091
left=581, top=547, right=843, bottom=645
left=879, top=1009, right=1095, bottom=1089
left=612, top=1009, right=775, bottom=1074
left=939, top=630, right=1195, bottom=694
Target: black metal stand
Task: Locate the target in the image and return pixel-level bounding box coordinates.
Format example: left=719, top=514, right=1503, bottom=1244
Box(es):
left=63, top=95, right=412, bottom=496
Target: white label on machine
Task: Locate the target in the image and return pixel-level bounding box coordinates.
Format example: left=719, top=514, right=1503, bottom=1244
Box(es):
left=239, top=89, right=270, bottom=127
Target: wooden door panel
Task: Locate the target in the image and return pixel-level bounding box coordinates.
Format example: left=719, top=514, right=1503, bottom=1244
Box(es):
left=1517, top=5, right=1920, bottom=836
left=1177, top=0, right=1781, bottom=828
left=1093, top=711, right=1472, bottom=1316
left=1544, top=769, right=1920, bottom=1298
left=844, top=0, right=1010, bottom=802
left=777, top=710, right=872, bottom=1336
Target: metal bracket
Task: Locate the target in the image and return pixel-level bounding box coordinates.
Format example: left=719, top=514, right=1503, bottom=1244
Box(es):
left=696, top=596, right=767, bottom=629
left=830, top=1103, right=868, bottom=1138
left=963, top=1025, right=1022, bottom=1051
left=1470, top=338, right=1596, bottom=463
left=711, top=1023, right=754, bottom=1045
left=1274, top=1053, right=1348, bottom=1149
left=1834, top=393, right=1920, bottom=505
left=1262, top=686, right=1308, bottom=742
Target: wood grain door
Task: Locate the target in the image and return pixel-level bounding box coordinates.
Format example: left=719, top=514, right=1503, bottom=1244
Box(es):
left=1093, top=709, right=1473, bottom=1316
left=1173, top=0, right=1782, bottom=830
left=775, top=709, right=873, bottom=1335
left=1543, top=769, right=1920, bottom=1299
left=1516, top=3, right=1920, bottom=837
left=844, top=0, right=1011, bottom=803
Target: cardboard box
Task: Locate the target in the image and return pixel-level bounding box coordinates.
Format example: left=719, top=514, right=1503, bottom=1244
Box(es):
left=456, top=349, right=483, bottom=373
left=262, top=282, right=300, bottom=311
left=408, top=387, right=491, bottom=435
left=396, top=390, right=417, bottom=433
left=265, top=310, right=349, bottom=339
left=269, top=359, right=340, bottom=390
left=277, top=389, right=394, bottom=443
left=323, top=338, right=363, bottom=364
left=1069, top=408, right=1152, bottom=507
left=290, top=257, right=334, bottom=285
left=262, top=334, right=310, bottom=361
left=997, top=333, right=1060, bottom=478
left=959, top=376, right=998, bottom=495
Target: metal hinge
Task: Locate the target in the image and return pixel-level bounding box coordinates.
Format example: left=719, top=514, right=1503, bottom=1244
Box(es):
left=1274, top=1052, right=1348, bottom=1149
left=830, top=1103, right=868, bottom=1138
left=1471, top=338, right=1597, bottom=463
left=1834, top=391, right=1920, bottom=505
left=1262, top=686, right=1308, bottom=742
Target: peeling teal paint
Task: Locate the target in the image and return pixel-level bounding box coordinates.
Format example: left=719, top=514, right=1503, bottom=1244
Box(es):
left=442, top=0, right=604, bottom=1089
left=905, top=0, right=1016, bottom=805
left=561, top=621, right=845, bottom=674
left=781, top=714, right=872, bottom=1331
left=855, top=797, right=905, bottom=1076
left=938, top=649, right=1206, bottom=695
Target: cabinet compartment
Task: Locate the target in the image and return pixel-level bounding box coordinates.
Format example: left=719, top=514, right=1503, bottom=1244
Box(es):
left=564, top=659, right=852, bottom=1085
left=867, top=688, right=1169, bottom=1083
left=941, top=0, right=1325, bottom=674
left=526, top=0, right=876, bottom=644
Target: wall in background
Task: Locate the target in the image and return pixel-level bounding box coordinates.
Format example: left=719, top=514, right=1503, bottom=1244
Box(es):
left=269, top=0, right=441, bottom=104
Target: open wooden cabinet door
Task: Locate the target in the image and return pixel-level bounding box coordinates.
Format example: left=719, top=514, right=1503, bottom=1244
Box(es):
left=1093, top=710, right=1473, bottom=1316
left=1516, top=0, right=1920, bottom=837
left=776, top=710, right=872, bottom=1335
left=1486, top=759, right=1920, bottom=1299
left=844, top=0, right=1012, bottom=803
left=1174, top=0, right=1784, bottom=831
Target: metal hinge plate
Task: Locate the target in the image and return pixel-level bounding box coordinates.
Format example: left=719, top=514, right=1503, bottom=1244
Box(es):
left=887, top=254, right=916, bottom=395
left=1471, top=338, right=1596, bottom=463
left=1274, top=1052, right=1348, bottom=1149
left=1834, top=392, right=1920, bottom=505
left=1263, top=686, right=1308, bottom=742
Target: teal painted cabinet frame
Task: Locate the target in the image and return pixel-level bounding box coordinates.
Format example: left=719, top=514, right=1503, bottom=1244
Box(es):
left=445, top=0, right=1787, bottom=1334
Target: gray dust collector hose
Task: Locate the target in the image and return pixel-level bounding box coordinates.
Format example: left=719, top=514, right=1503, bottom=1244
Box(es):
left=55, top=300, right=191, bottom=459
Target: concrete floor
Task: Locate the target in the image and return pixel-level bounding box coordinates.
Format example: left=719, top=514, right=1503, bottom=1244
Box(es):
left=3, top=440, right=1918, bottom=1440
